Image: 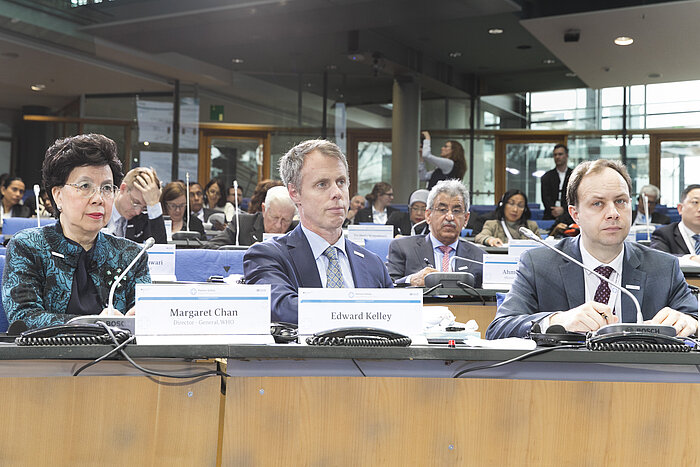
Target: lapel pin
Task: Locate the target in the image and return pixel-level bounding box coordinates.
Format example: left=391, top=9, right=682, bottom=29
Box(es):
left=353, top=250, right=364, bottom=258
left=625, top=284, right=640, bottom=290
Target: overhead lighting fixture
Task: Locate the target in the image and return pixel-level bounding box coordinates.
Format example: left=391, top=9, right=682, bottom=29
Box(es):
left=488, top=28, right=504, bottom=35
left=143, top=141, right=150, bottom=146
left=648, top=72, right=662, bottom=79
left=614, top=36, right=634, bottom=46
left=231, top=58, right=244, bottom=64
left=532, top=170, right=545, bottom=178
left=565, top=72, right=577, bottom=78
left=543, top=59, right=556, bottom=65
left=449, top=51, right=462, bottom=58
left=506, top=167, right=520, bottom=175
left=30, top=84, right=45, bottom=91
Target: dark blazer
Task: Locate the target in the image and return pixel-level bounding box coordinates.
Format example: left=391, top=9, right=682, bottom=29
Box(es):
left=353, top=205, right=398, bottom=224
left=204, top=212, right=297, bottom=248
left=387, top=234, right=484, bottom=287
left=243, top=224, right=393, bottom=323
left=632, top=209, right=671, bottom=225
left=176, top=214, right=206, bottom=239
left=541, top=167, right=572, bottom=220
left=126, top=212, right=167, bottom=244
left=386, top=211, right=429, bottom=237
left=651, top=222, right=690, bottom=256
left=485, top=237, right=698, bottom=339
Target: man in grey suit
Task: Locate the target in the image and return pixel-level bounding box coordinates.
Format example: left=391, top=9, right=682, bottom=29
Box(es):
left=486, top=160, right=697, bottom=340
left=387, top=179, right=484, bottom=287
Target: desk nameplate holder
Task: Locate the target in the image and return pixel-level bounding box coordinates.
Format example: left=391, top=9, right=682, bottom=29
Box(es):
left=135, top=283, right=272, bottom=345
left=346, top=224, right=393, bottom=247
left=147, top=243, right=177, bottom=282
left=482, top=254, right=519, bottom=290
left=298, top=288, right=424, bottom=344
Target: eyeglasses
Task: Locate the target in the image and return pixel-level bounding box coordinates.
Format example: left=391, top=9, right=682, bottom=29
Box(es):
left=411, top=205, right=426, bottom=212
left=166, top=203, right=187, bottom=211
left=66, top=182, right=118, bottom=199
left=127, top=191, right=146, bottom=210
left=432, top=207, right=466, bottom=217
left=383, top=192, right=394, bottom=197
left=505, top=202, right=526, bottom=210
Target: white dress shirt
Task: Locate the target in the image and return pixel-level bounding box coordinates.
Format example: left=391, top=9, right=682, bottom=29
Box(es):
left=678, top=221, right=700, bottom=259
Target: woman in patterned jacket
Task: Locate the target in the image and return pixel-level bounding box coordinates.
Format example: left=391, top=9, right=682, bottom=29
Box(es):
left=2, top=134, right=151, bottom=329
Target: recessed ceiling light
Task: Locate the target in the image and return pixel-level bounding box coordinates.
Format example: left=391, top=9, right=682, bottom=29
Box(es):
left=516, top=44, right=532, bottom=50
left=543, top=59, right=556, bottom=65
left=488, top=28, right=504, bottom=35
left=231, top=58, right=244, bottom=64
left=614, top=36, right=634, bottom=46
left=565, top=72, right=577, bottom=77
left=30, top=84, right=45, bottom=91
left=449, top=51, right=462, bottom=58
left=648, top=72, right=662, bottom=78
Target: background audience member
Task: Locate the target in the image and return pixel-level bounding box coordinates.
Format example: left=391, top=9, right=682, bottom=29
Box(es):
left=419, top=131, right=466, bottom=189
left=188, top=182, right=216, bottom=223
left=632, top=184, right=670, bottom=225
left=541, top=144, right=572, bottom=220
left=224, top=184, right=245, bottom=222
left=206, top=185, right=296, bottom=248
left=386, top=188, right=429, bottom=236
left=204, top=178, right=226, bottom=211
left=247, top=179, right=283, bottom=214
left=3, top=134, right=150, bottom=329
left=162, top=181, right=205, bottom=239
left=651, top=184, right=700, bottom=263
left=475, top=189, right=541, bottom=246
left=344, top=194, right=366, bottom=227
left=1, top=176, right=31, bottom=223
left=354, top=182, right=397, bottom=224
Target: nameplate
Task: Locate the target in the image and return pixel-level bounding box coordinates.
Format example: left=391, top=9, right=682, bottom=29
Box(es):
left=297, top=288, right=423, bottom=339
left=507, top=239, right=542, bottom=258
left=135, top=283, right=272, bottom=345
left=147, top=244, right=176, bottom=282
left=164, top=219, right=172, bottom=241
left=347, top=224, right=394, bottom=246
left=482, top=254, right=519, bottom=289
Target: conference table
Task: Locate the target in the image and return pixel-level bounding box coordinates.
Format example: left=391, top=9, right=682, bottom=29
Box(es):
left=0, top=342, right=698, bottom=466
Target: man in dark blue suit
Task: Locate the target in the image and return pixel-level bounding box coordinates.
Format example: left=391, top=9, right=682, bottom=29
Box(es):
left=487, top=159, right=697, bottom=340
left=244, top=140, right=392, bottom=324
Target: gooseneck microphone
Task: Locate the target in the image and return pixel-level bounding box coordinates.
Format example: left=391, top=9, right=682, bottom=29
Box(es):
left=107, top=237, right=155, bottom=313
left=34, top=184, right=41, bottom=227
left=410, top=219, right=427, bottom=236
left=185, top=172, right=191, bottom=232
left=450, top=255, right=483, bottom=271
left=643, top=192, right=651, bottom=242
left=233, top=180, right=240, bottom=246
left=518, top=227, right=642, bottom=321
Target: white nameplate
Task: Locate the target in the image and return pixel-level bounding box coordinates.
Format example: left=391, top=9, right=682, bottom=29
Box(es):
left=298, top=288, right=423, bottom=340
left=147, top=244, right=176, bottom=282
left=507, top=239, right=542, bottom=258
left=262, top=232, right=282, bottom=242
left=347, top=224, right=394, bottom=246
left=164, top=219, right=172, bottom=241
left=135, top=283, right=272, bottom=345
left=482, top=254, right=519, bottom=289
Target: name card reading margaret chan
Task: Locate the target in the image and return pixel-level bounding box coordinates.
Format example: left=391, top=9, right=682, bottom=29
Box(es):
left=135, top=283, right=271, bottom=345
left=297, top=288, right=422, bottom=338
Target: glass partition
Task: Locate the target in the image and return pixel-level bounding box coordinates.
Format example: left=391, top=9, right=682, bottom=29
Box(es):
left=660, top=140, right=700, bottom=205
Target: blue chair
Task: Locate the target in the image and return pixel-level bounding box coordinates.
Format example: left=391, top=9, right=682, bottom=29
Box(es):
left=0, top=247, right=5, bottom=256
left=391, top=204, right=409, bottom=213
left=0, top=256, right=7, bottom=332
left=496, top=292, right=506, bottom=310
left=175, top=249, right=245, bottom=282
left=527, top=203, right=540, bottom=210
left=3, top=217, right=56, bottom=237
left=529, top=209, right=544, bottom=220
left=364, top=238, right=393, bottom=263
left=460, top=228, right=473, bottom=237
left=470, top=205, right=496, bottom=216
left=535, top=219, right=555, bottom=230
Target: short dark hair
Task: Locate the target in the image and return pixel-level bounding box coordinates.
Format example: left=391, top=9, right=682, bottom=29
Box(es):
left=42, top=134, right=123, bottom=219
left=681, top=184, right=700, bottom=203
left=566, top=159, right=632, bottom=207
left=204, top=178, right=226, bottom=208
left=554, top=143, right=568, bottom=154
left=496, top=189, right=531, bottom=225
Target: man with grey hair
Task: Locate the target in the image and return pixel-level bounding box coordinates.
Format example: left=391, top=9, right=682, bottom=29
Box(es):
left=244, top=139, right=392, bottom=324
left=387, top=179, right=484, bottom=287
left=632, top=184, right=670, bottom=225
left=205, top=185, right=297, bottom=248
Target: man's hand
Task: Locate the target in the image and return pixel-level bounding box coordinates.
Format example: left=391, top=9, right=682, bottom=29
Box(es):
left=690, top=255, right=700, bottom=264
left=648, top=307, right=698, bottom=337
left=408, top=266, right=438, bottom=287
left=133, top=170, right=161, bottom=207
left=421, top=131, right=431, bottom=140
left=549, top=301, right=618, bottom=332
left=550, top=223, right=568, bottom=237
left=100, top=307, right=125, bottom=317
left=551, top=206, right=564, bottom=218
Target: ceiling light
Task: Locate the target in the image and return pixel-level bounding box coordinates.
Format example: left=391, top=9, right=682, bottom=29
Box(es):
left=565, top=72, right=577, bottom=77
left=532, top=170, right=545, bottom=178
left=543, top=59, right=556, bottom=65
left=506, top=167, right=520, bottom=175
left=143, top=141, right=150, bottom=146
left=231, top=58, right=244, bottom=64
left=30, top=84, right=45, bottom=91
left=488, top=28, right=503, bottom=35
left=449, top=51, right=462, bottom=58
left=614, top=36, right=634, bottom=46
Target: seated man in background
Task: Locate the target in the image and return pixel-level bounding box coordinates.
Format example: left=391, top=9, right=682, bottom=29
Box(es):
left=244, top=139, right=392, bottom=324
left=343, top=193, right=366, bottom=227
left=651, top=184, right=700, bottom=263
left=104, top=167, right=166, bottom=244
left=486, top=160, right=697, bottom=340
left=632, top=184, right=670, bottom=225
left=189, top=182, right=217, bottom=223
left=386, top=189, right=430, bottom=236
left=205, top=185, right=297, bottom=248
left=387, top=179, right=483, bottom=287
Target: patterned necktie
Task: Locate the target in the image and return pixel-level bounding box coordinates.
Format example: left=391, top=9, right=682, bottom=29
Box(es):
left=593, top=265, right=614, bottom=305
left=693, top=234, right=700, bottom=256
left=323, top=246, right=345, bottom=288
left=438, top=245, right=453, bottom=272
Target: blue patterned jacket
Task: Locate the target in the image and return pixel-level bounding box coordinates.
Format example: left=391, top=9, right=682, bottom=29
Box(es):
left=2, top=222, right=151, bottom=329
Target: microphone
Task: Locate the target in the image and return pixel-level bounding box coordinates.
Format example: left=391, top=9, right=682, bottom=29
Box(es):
left=185, top=172, right=191, bottom=232
left=233, top=180, right=240, bottom=246
left=518, top=226, right=641, bottom=321
left=34, top=184, right=41, bottom=227
left=411, top=219, right=427, bottom=236
left=642, top=193, right=651, bottom=242
left=107, top=237, right=155, bottom=313
left=7, top=319, right=28, bottom=336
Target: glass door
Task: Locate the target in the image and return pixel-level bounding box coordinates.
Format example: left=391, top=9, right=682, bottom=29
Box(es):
left=207, top=137, right=263, bottom=198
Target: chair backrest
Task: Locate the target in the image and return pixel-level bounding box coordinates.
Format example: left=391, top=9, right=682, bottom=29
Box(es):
left=3, top=217, right=56, bottom=237
left=0, top=255, right=7, bottom=333
left=175, top=248, right=245, bottom=282
left=535, top=219, right=555, bottom=230
left=364, top=238, right=393, bottom=263
left=391, top=204, right=409, bottom=213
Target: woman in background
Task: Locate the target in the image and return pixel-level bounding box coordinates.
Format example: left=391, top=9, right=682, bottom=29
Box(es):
left=161, top=181, right=205, bottom=239
left=1, top=176, right=31, bottom=225
left=204, top=178, right=226, bottom=211
left=247, top=179, right=283, bottom=214
left=419, top=131, right=466, bottom=190
left=354, top=182, right=397, bottom=224
left=475, top=189, right=541, bottom=247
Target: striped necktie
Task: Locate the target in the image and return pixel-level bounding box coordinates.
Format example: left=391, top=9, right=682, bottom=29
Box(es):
left=693, top=234, right=700, bottom=256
